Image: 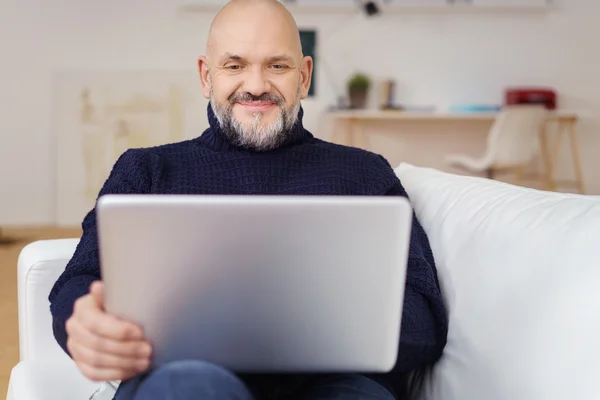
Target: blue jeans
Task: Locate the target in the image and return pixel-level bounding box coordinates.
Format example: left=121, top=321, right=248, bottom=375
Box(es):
left=114, top=360, right=398, bottom=400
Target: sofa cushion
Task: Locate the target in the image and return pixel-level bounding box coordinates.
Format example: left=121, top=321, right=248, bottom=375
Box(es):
left=395, top=163, right=600, bottom=400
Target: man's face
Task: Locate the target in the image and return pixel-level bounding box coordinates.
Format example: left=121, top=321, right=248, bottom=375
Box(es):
left=198, top=11, right=313, bottom=151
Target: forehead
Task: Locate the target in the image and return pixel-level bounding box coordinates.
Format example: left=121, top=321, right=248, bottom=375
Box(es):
left=209, top=20, right=300, bottom=63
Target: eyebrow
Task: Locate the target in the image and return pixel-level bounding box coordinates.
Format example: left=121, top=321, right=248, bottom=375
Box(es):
left=219, top=53, right=294, bottom=64
left=266, top=55, right=294, bottom=64
left=220, top=53, right=243, bottom=63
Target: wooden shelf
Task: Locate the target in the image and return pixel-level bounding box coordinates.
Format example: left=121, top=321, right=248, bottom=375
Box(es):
left=180, top=1, right=553, bottom=14
left=327, top=109, right=577, bottom=122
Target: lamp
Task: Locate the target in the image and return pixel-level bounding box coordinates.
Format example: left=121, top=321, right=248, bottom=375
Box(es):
left=362, top=1, right=380, bottom=16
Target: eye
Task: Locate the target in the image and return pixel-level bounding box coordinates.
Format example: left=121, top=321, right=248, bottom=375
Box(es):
left=270, top=64, right=289, bottom=71
left=225, top=64, right=243, bottom=71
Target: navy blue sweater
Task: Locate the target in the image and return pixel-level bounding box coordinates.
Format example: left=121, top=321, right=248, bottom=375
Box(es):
left=49, top=104, right=448, bottom=377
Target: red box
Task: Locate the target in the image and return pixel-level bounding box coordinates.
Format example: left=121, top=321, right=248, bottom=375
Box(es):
left=505, top=88, right=557, bottom=110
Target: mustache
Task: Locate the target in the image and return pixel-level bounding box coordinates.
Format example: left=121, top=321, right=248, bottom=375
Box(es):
left=228, top=92, right=284, bottom=106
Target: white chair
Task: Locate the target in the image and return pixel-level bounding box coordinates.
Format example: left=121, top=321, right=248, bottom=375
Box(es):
left=446, top=105, right=549, bottom=186
left=6, top=239, right=100, bottom=400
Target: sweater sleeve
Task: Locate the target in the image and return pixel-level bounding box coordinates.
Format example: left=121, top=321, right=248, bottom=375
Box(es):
left=385, top=180, right=448, bottom=374
left=48, top=149, right=153, bottom=356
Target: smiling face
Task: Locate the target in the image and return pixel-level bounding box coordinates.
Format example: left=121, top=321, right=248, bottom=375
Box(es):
left=198, top=0, right=313, bottom=151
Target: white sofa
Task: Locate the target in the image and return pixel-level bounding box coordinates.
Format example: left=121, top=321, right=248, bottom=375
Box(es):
left=7, top=163, right=600, bottom=400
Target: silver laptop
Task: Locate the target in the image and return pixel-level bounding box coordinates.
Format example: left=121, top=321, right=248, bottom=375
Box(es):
left=96, top=194, right=413, bottom=373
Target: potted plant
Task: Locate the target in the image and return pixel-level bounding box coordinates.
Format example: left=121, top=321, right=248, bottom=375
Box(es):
left=347, top=73, right=371, bottom=109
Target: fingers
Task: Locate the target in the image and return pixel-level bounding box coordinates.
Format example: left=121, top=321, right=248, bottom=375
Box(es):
left=89, top=281, right=104, bottom=309
left=76, top=360, right=140, bottom=382
left=67, top=336, right=150, bottom=372
left=73, top=295, right=144, bottom=341
left=66, top=317, right=152, bottom=359
left=68, top=286, right=153, bottom=383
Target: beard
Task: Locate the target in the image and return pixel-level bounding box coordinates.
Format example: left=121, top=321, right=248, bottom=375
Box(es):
left=209, top=81, right=302, bottom=152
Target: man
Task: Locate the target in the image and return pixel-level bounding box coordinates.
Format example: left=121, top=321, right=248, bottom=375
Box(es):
left=48, top=0, right=448, bottom=399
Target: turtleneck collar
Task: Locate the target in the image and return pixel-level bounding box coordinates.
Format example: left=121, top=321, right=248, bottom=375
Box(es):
left=198, top=102, right=313, bottom=152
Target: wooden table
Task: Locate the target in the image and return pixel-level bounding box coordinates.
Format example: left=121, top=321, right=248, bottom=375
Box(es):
left=328, top=109, right=584, bottom=193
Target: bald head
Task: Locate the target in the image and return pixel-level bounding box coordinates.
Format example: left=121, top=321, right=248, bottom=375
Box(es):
left=206, top=0, right=303, bottom=61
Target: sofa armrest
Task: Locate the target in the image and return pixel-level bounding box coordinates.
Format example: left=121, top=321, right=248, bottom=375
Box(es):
left=7, top=360, right=99, bottom=400
left=17, top=239, right=80, bottom=363
left=8, top=239, right=109, bottom=400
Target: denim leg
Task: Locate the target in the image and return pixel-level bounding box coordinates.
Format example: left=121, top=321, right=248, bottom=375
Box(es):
left=113, top=360, right=254, bottom=400
left=294, top=374, right=397, bottom=400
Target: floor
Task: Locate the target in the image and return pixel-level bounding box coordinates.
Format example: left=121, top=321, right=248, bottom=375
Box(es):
left=0, top=227, right=81, bottom=397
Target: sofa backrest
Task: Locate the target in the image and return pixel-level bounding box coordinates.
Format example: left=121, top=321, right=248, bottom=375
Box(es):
left=395, top=162, right=600, bottom=400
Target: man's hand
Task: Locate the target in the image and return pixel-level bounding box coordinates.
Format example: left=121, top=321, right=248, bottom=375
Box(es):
left=65, top=281, right=152, bottom=382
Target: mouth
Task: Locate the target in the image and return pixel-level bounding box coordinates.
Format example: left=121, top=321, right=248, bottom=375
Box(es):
left=236, top=101, right=277, bottom=112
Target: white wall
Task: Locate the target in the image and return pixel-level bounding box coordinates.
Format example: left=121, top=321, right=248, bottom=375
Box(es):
left=1, top=0, right=599, bottom=226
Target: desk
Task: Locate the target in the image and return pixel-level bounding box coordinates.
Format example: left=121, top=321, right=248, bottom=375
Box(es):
left=329, top=109, right=584, bottom=194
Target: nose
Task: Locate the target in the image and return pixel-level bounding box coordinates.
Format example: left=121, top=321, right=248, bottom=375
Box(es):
left=242, top=67, right=271, bottom=97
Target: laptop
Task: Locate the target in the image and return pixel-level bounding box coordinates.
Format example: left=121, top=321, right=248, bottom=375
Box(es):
left=96, top=194, right=413, bottom=373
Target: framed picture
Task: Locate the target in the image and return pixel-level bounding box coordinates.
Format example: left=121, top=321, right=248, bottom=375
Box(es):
left=299, top=29, right=317, bottom=97
left=52, top=70, right=206, bottom=226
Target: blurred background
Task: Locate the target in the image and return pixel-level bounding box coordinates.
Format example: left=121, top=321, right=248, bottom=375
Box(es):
left=1, top=0, right=599, bottom=395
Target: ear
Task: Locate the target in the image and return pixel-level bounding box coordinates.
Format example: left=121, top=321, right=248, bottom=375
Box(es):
left=299, top=56, right=313, bottom=100
left=197, top=56, right=211, bottom=99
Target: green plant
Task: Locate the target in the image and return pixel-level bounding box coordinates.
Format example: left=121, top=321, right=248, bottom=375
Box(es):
left=347, top=73, right=371, bottom=92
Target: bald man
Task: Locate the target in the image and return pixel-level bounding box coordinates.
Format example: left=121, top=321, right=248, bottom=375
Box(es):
left=48, top=1, right=448, bottom=399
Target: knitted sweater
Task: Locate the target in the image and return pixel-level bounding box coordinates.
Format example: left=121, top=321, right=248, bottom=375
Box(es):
left=48, top=103, right=448, bottom=377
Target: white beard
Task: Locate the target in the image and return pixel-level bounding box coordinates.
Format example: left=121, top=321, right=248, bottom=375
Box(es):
left=215, top=103, right=288, bottom=151
left=209, top=78, right=302, bottom=152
